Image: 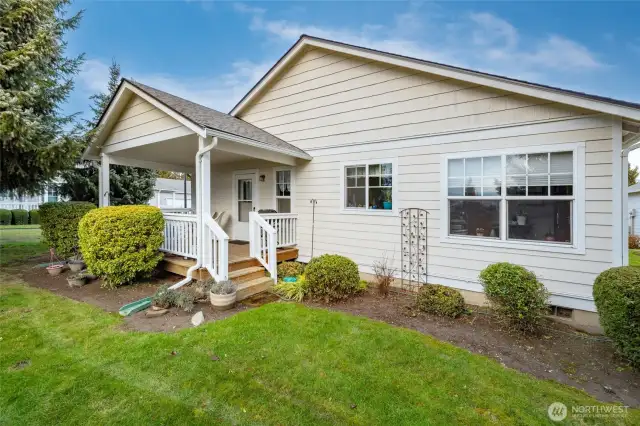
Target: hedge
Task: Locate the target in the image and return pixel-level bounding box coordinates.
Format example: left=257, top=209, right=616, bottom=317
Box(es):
left=416, top=284, right=466, bottom=318
left=0, top=209, right=11, bottom=225
left=79, top=205, right=165, bottom=288
left=29, top=209, right=40, bottom=225
left=40, top=202, right=96, bottom=259
left=277, top=261, right=305, bottom=278
left=593, top=267, right=640, bottom=367
left=11, top=209, right=28, bottom=225
left=305, top=254, right=361, bottom=302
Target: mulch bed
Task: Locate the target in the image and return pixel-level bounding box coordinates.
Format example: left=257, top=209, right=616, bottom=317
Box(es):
left=6, top=255, right=640, bottom=407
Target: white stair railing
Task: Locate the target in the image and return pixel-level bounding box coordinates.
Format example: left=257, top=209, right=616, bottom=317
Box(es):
left=260, top=213, right=298, bottom=248
left=249, top=212, right=277, bottom=282
left=160, top=213, right=198, bottom=258
left=203, top=215, right=229, bottom=282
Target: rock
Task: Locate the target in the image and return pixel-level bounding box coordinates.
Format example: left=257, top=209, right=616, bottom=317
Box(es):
left=191, top=311, right=204, bottom=327
left=145, top=308, right=168, bottom=317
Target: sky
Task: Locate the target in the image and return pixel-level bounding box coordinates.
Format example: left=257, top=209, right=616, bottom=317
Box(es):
left=64, top=0, right=640, bottom=163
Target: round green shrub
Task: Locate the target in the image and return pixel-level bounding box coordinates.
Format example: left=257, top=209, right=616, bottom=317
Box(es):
left=305, top=254, right=361, bottom=302
left=40, top=202, right=96, bottom=258
left=277, top=261, right=305, bottom=278
left=29, top=209, right=40, bottom=225
left=0, top=209, right=12, bottom=225
left=79, top=205, right=164, bottom=288
left=479, top=262, right=549, bottom=334
left=11, top=209, right=28, bottom=225
left=416, top=284, right=466, bottom=318
left=593, top=267, right=640, bottom=367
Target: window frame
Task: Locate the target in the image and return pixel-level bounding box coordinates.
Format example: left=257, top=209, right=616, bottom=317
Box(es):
left=440, top=142, right=586, bottom=254
left=340, top=158, right=398, bottom=216
left=273, top=166, right=295, bottom=214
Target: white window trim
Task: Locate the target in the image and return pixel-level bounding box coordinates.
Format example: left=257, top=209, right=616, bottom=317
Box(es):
left=273, top=166, right=295, bottom=213
left=340, top=158, right=398, bottom=216
left=440, top=142, right=586, bottom=255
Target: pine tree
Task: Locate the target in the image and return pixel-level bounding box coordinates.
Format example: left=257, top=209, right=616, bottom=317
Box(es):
left=0, top=0, right=84, bottom=195
left=629, top=164, right=639, bottom=187
left=59, top=60, right=156, bottom=205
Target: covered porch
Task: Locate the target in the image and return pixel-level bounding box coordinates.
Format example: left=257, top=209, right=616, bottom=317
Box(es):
left=83, top=79, right=310, bottom=293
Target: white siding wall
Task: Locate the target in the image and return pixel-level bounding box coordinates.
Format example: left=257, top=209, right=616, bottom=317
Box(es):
left=237, top=48, right=615, bottom=311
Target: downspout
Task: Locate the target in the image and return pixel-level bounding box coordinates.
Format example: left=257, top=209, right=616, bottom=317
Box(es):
left=169, top=135, right=218, bottom=290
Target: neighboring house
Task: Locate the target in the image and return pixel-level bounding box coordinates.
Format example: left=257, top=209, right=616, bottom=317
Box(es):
left=0, top=183, right=62, bottom=211
left=149, top=177, right=192, bottom=209
left=629, top=183, right=640, bottom=235
left=83, top=35, right=640, bottom=329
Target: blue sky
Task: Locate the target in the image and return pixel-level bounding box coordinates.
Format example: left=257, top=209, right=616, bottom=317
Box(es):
left=65, top=1, right=640, bottom=158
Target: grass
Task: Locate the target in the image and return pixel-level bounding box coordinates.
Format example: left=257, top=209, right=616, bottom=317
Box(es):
left=630, top=249, right=640, bottom=267
left=0, top=281, right=637, bottom=425
left=0, top=226, right=47, bottom=267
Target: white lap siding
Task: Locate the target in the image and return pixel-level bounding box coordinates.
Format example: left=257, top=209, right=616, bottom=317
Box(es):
left=238, top=47, right=615, bottom=311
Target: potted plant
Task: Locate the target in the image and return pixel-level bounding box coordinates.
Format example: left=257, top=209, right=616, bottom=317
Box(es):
left=209, top=280, right=237, bottom=311
left=46, top=264, right=64, bottom=276
left=381, top=189, right=392, bottom=210
left=67, top=272, right=88, bottom=288
left=516, top=209, right=527, bottom=225
left=67, top=251, right=85, bottom=273
left=476, top=227, right=485, bottom=236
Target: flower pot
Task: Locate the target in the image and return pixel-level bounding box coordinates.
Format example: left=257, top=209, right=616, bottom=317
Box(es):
left=476, top=233, right=484, bottom=237
left=210, top=290, right=237, bottom=311
left=67, top=276, right=87, bottom=288
left=516, top=215, right=527, bottom=225
left=46, top=264, right=64, bottom=276
left=68, top=261, right=85, bottom=273
left=383, top=201, right=392, bottom=210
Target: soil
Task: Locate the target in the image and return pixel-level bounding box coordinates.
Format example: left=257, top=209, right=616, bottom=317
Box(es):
left=5, top=255, right=640, bottom=407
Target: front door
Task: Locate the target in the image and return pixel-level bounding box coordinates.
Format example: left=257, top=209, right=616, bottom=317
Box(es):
left=233, top=172, right=257, bottom=240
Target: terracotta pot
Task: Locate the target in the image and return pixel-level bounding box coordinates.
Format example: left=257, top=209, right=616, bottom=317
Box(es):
left=46, top=265, right=64, bottom=276
left=210, top=291, right=237, bottom=311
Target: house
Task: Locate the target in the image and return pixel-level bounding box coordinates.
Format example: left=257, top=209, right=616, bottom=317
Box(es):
left=83, top=35, right=640, bottom=329
left=0, top=183, right=63, bottom=211
left=629, top=183, right=640, bottom=235
left=149, top=177, right=192, bottom=209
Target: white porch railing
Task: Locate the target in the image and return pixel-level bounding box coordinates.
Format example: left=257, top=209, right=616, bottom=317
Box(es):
left=203, top=215, right=229, bottom=282
left=249, top=212, right=277, bottom=283
left=260, top=213, right=298, bottom=248
left=160, top=213, right=198, bottom=258
left=0, top=201, right=41, bottom=211
left=160, top=207, right=195, bottom=215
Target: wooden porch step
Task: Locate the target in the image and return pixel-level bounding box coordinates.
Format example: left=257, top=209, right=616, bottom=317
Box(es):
left=236, top=277, right=273, bottom=301
left=229, top=266, right=266, bottom=284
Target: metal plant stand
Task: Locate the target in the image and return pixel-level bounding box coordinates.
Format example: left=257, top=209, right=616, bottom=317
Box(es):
left=400, top=208, right=428, bottom=291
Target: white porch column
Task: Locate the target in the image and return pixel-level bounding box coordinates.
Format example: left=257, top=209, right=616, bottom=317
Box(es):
left=190, top=173, right=197, bottom=211
left=99, top=154, right=110, bottom=207
left=199, top=136, right=213, bottom=265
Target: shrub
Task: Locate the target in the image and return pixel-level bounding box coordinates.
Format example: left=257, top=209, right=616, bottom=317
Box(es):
left=372, top=253, right=396, bottom=297
left=11, top=209, right=28, bottom=225
left=305, top=254, right=361, bottom=302
left=273, top=275, right=309, bottom=302
left=0, top=209, right=12, bottom=225
left=29, top=209, right=40, bottom=225
left=40, top=202, right=96, bottom=258
left=593, top=267, right=640, bottom=367
left=479, top=263, right=550, bottom=334
left=277, top=261, right=305, bottom=278
left=78, top=205, right=164, bottom=288
left=416, top=284, right=466, bottom=318
left=630, top=235, right=640, bottom=250
left=209, top=280, right=236, bottom=295
left=152, top=284, right=196, bottom=312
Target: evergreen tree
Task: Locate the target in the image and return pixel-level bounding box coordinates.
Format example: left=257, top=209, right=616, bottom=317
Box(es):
left=0, top=0, right=84, bottom=195
left=59, top=60, right=156, bottom=205
left=629, top=164, right=639, bottom=187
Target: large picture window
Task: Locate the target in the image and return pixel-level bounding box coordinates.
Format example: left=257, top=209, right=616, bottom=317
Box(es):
left=342, top=159, right=397, bottom=213
left=445, top=146, right=579, bottom=248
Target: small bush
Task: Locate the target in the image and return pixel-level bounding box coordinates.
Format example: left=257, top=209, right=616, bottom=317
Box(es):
left=593, top=267, right=640, bottom=367
left=152, top=284, right=196, bottom=312
left=416, top=284, right=466, bottom=318
left=630, top=235, right=640, bottom=250
left=0, top=209, right=12, bottom=225
left=11, top=209, right=28, bottom=225
left=29, top=209, right=40, bottom=225
left=40, top=202, right=96, bottom=258
left=479, top=262, right=550, bottom=334
left=273, top=275, right=309, bottom=302
left=209, top=280, right=236, bottom=295
left=277, top=261, right=305, bottom=278
left=372, top=253, right=396, bottom=297
left=79, top=205, right=164, bottom=288
left=305, top=254, right=361, bottom=302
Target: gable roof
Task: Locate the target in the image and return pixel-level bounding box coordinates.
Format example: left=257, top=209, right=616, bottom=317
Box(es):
left=230, top=34, right=640, bottom=123
left=87, top=79, right=311, bottom=160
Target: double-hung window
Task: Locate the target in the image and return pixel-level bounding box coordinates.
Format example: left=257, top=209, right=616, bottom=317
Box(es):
left=444, top=144, right=583, bottom=251
left=342, top=159, right=397, bottom=214
left=275, top=169, right=292, bottom=213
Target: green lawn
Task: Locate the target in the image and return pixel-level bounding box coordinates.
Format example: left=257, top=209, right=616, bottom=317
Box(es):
left=0, top=226, right=47, bottom=266
left=630, top=250, right=640, bottom=267
left=0, top=280, right=636, bottom=425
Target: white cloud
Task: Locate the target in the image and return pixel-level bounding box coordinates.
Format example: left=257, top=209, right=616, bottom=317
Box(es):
left=78, top=59, right=111, bottom=93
